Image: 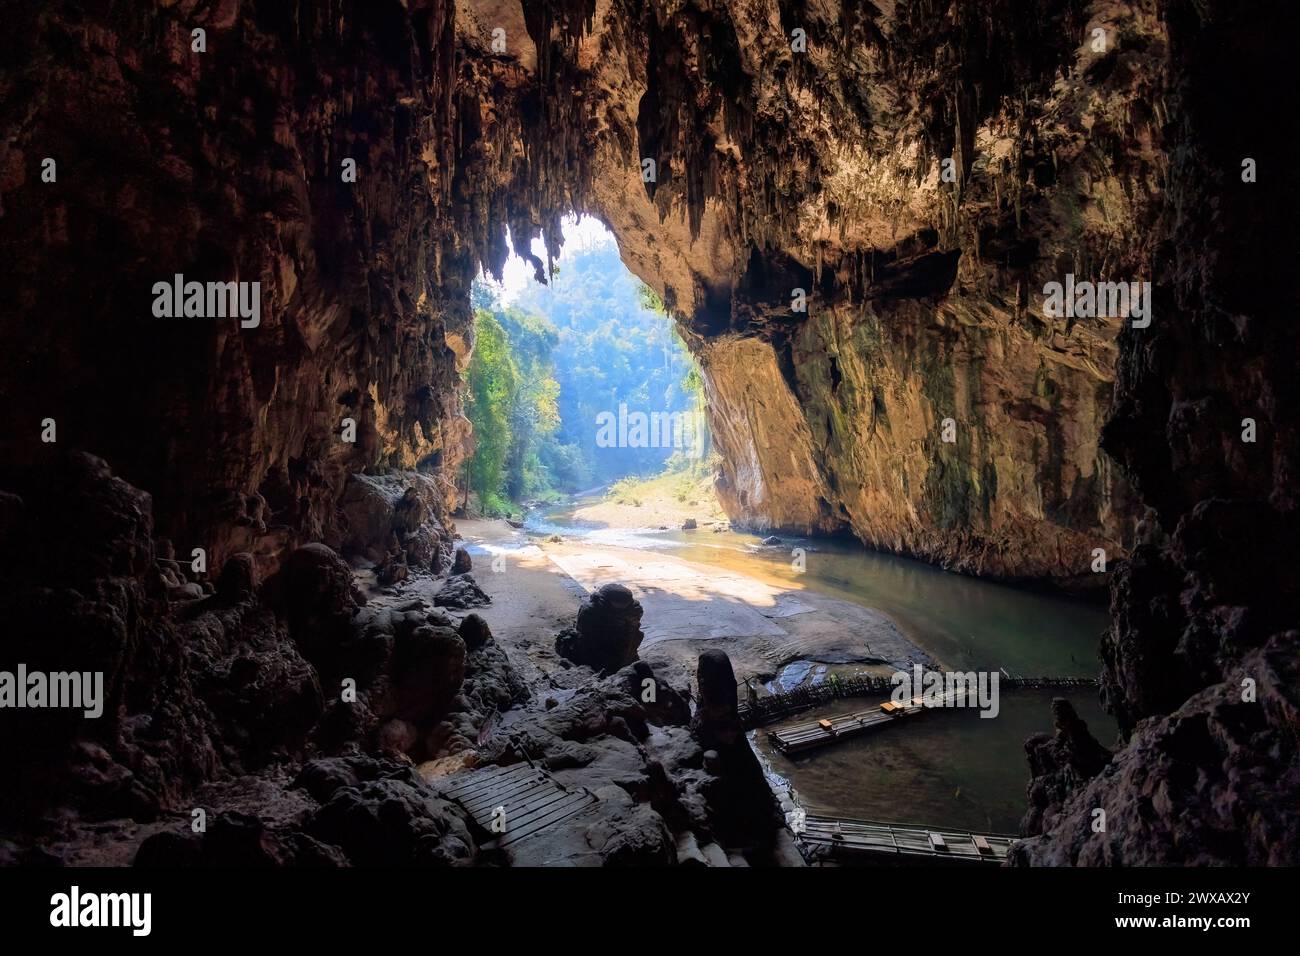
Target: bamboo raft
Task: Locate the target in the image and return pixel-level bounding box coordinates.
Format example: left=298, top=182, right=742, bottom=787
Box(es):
left=740, top=673, right=1097, bottom=729
left=432, top=763, right=599, bottom=849
left=767, top=691, right=970, bottom=754
left=797, top=814, right=1018, bottom=864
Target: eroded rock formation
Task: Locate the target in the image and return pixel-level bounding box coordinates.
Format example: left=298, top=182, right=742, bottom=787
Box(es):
left=552, top=0, right=1159, bottom=587
left=1010, top=0, right=1300, bottom=866
left=1, top=0, right=1155, bottom=589
left=1, top=0, right=1295, bottom=866
left=555, top=582, right=645, bottom=673
left=1, top=1, right=475, bottom=582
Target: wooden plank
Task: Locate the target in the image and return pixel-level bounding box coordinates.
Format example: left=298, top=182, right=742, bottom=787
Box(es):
left=461, top=784, right=544, bottom=818
left=797, top=814, right=1014, bottom=863
left=459, top=771, right=548, bottom=806
left=509, top=785, right=578, bottom=815
left=462, top=779, right=550, bottom=816
left=496, top=792, right=598, bottom=847
left=497, top=802, right=593, bottom=848
left=489, top=787, right=572, bottom=825
left=439, top=765, right=533, bottom=799
left=438, top=763, right=521, bottom=794
left=456, top=769, right=546, bottom=801
left=445, top=766, right=602, bottom=850
left=436, top=770, right=507, bottom=799
left=502, top=789, right=585, bottom=831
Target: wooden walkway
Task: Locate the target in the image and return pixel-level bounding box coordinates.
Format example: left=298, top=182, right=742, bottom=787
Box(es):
left=741, top=673, right=1096, bottom=729
left=768, top=691, right=967, bottom=754
left=431, top=763, right=598, bottom=849
left=798, top=814, right=1017, bottom=864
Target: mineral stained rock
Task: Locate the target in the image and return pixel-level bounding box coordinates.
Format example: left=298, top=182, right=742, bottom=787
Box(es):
left=689, top=650, right=782, bottom=847
left=338, top=474, right=457, bottom=574
left=1, top=0, right=1295, bottom=867
left=0, top=453, right=325, bottom=826
left=691, top=649, right=744, bottom=751
left=1010, top=0, right=1300, bottom=865
left=0, top=0, right=1150, bottom=590
left=432, top=573, right=492, bottom=610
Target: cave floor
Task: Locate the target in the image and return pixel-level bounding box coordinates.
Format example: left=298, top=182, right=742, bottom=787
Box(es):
left=31, top=519, right=934, bottom=866
left=451, top=518, right=936, bottom=688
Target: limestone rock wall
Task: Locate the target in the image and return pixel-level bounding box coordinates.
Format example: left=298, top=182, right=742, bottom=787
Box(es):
left=0, top=0, right=1155, bottom=587
left=1011, top=0, right=1300, bottom=865
left=555, top=0, right=1162, bottom=587
left=0, top=1, right=477, bottom=578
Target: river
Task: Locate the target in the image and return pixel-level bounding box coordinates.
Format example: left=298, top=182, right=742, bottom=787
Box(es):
left=527, top=496, right=1117, bottom=834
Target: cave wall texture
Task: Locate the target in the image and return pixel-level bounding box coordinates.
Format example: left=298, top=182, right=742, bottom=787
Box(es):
left=1, top=0, right=1296, bottom=863
left=1012, top=0, right=1300, bottom=865
left=2, top=0, right=1156, bottom=589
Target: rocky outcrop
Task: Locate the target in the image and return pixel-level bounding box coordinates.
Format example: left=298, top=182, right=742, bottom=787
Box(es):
left=0, top=454, right=521, bottom=849
left=1, top=0, right=1151, bottom=592
left=0, top=453, right=324, bottom=825
left=337, top=473, right=457, bottom=575
left=691, top=649, right=744, bottom=751
left=134, top=755, right=476, bottom=867
left=0, top=1, right=474, bottom=583
left=433, top=573, right=492, bottom=610
left=1012, top=632, right=1300, bottom=865
left=1019, top=699, right=1113, bottom=839
left=566, top=0, right=1158, bottom=588
left=1010, top=0, right=1300, bottom=865
left=688, top=650, right=776, bottom=846
left=555, top=583, right=645, bottom=674
left=472, top=658, right=784, bottom=864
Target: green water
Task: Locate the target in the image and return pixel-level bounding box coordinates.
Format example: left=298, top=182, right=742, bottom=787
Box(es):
left=760, top=689, right=1116, bottom=834
left=529, top=498, right=1118, bottom=833
left=529, top=498, right=1109, bottom=677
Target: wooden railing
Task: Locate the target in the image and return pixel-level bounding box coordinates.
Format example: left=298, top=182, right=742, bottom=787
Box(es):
left=738, top=673, right=1097, bottom=729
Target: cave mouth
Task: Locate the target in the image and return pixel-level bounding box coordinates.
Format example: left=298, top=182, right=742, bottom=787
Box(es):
left=461, top=214, right=713, bottom=519
left=1, top=0, right=1292, bottom=882
left=452, top=216, right=1118, bottom=841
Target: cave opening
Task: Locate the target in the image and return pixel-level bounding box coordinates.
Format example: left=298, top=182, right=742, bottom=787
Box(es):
left=461, top=214, right=714, bottom=524
left=0, top=0, right=1292, bottom=881
left=450, top=217, right=1120, bottom=841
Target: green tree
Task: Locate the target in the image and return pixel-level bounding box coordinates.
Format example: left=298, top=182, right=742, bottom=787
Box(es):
left=465, top=238, right=708, bottom=501
left=463, top=308, right=516, bottom=511
left=512, top=244, right=703, bottom=485
left=498, top=308, right=562, bottom=500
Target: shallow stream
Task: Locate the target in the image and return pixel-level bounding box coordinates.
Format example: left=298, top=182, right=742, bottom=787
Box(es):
left=528, top=497, right=1117, bottom=833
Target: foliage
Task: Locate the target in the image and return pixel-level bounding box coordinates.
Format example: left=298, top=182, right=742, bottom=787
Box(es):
left=478, top=489, right=515, bottom=519
left=605, top=476, right=644, bottom=506
left=464, top=238, right=711, bottom=509
left=463, top=309, right=516, bottom=503
left=636, top=280, right=666, bottom=315
left=511, top=241, right=705, bottom=486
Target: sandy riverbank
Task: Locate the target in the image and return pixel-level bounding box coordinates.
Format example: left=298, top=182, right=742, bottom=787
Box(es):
left=565, top=471, right=729, bottom=531
left=452, top=517, right=936, bottom=691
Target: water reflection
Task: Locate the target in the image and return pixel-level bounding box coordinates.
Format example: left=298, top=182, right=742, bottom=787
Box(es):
left=530, top=497, right=1118, bottom=832
left=530, top=498, right=1109, bottom=676
left=758, top=689, right=1115, bottom=833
